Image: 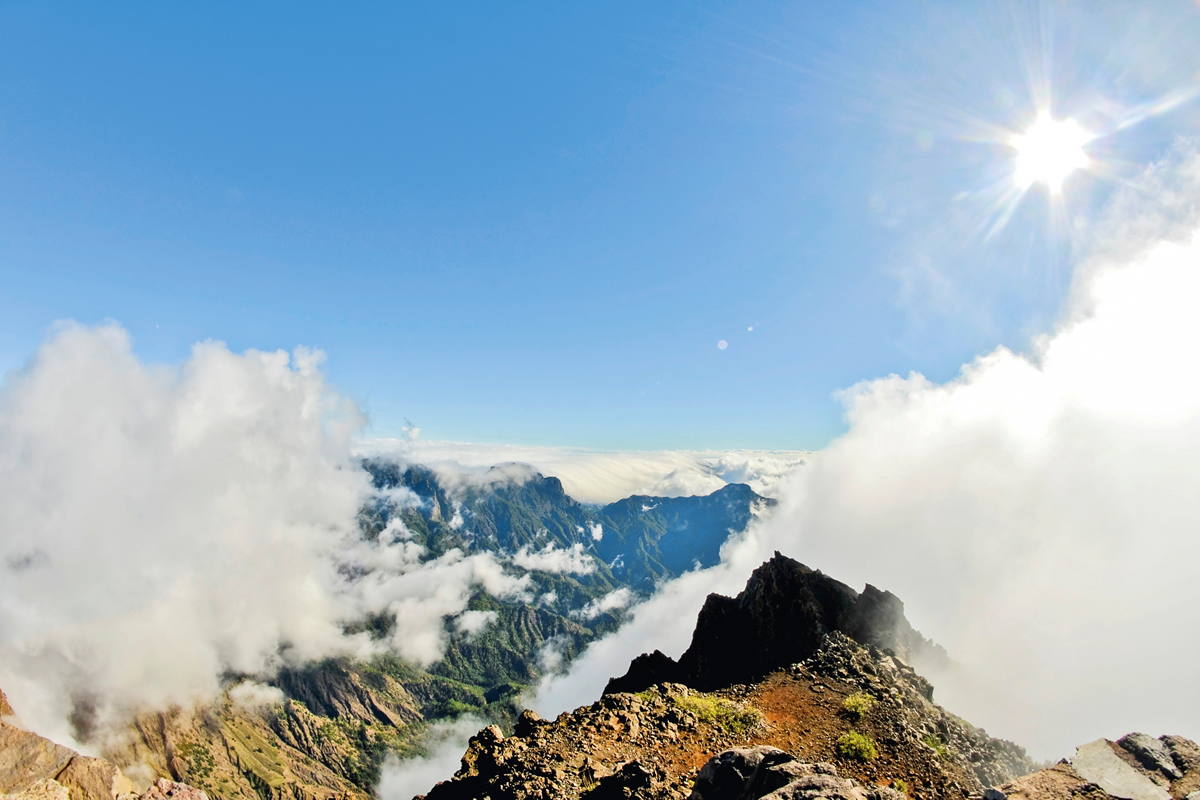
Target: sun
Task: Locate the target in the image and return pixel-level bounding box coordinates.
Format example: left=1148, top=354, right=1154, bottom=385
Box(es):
left=1010, top=111, right=1093, bottom=193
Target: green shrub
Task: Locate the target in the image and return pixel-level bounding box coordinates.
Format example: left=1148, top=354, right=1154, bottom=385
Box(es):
left=893, top=778, right=908, bottom=795
left=836, top=730, right=878, bottom=762
left=672, top=694, right=763, bottom=735
left=842, top=691, right=876, bottom=720
left=924, top=735, right=949, bottom=758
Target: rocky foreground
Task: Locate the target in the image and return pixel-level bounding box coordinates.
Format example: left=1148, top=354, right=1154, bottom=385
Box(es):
left=420, top=631, right=1029, bottom=799
left=417, top=554, right=1198, bottom=800
left=4, top=553, right=1196, bottom=800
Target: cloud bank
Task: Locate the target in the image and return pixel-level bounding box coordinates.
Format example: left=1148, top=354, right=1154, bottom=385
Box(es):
left=0, top=326, right=531, bottom=749
left=0, top=326, right=375, bottom=746
left=511, top=543, right=596, bottom=575
left=537, top=143, right=1200, bottom=759
left=355, top=440, right=809, bottom=504
left=376, top=716, right=486, bottom=800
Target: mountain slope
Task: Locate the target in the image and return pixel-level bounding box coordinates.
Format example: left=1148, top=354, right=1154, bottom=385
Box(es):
left=363, top=461, right=772, bottom=593
left=417, top=554, right=1032, bottom=799
left=594, top=484, right=770, bottom=591
left=86, top=462, right=769, bottom=800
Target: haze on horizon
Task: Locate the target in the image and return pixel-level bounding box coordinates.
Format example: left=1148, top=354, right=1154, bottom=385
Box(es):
left=3, top=0, right=1200, bottom=790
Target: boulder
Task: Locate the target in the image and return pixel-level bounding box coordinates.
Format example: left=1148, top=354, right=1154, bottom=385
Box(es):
left=1070, top=740, right=1170, bottom=800
left=689, top=748, right=901, bottom=800
left=687, top=746, right=794, bottom=800
left=1118, top=734, right=1181, bottom=781
left=135, top=780, right=207, bottom=800
left=584, top=760, right=663, bottom=800
left=0, top=723, right=77, bottom=794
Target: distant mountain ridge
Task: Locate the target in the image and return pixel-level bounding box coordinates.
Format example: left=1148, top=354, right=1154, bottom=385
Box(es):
left=364, top=460, right=774, bottom=593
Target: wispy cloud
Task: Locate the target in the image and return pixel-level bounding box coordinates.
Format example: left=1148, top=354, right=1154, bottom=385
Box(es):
left=510, top=543, right=595, bottom=575
left=570, top=588, right=634, bottom=622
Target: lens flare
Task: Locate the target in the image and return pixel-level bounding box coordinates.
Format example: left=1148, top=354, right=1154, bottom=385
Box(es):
left=1010, top=111, right=1093, bottom=193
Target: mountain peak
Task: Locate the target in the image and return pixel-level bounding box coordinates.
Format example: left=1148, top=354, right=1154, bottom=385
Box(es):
left=605, top=552, right=943, bottom=695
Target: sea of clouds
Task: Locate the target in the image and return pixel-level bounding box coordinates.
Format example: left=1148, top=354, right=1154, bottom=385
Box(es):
left=355, top=438, right=810, bottom=505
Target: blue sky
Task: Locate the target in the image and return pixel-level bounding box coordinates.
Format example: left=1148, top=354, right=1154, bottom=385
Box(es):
left=3, top=1, right=1199, bottom=450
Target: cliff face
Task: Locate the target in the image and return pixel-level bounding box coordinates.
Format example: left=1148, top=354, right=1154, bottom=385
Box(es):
left=0, top=687, right=203, bottom=800
left=605, top=553, right=945, bottom=695
left=99, top=659, right=437, bottom=800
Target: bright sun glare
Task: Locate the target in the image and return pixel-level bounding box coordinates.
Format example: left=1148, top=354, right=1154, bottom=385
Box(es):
left=1010, top=111, right=1092, bottom=193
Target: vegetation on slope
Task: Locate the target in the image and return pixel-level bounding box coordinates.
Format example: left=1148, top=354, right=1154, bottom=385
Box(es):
left=99, top=460, right=769, bottom=800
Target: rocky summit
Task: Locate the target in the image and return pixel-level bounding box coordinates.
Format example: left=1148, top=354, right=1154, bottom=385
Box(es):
left=417, top=555, right=1035, bottom=800
left=604, top=552, right=946, bottom=695
left=415, top=554, right=1198, bottom=800
left=417, top=630, right=1032, bottom=799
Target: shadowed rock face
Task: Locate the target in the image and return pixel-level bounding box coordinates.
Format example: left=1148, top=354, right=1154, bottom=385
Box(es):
left=689, top=746, right=904, bottom=800
left=605, top=553, right=945, bottom=695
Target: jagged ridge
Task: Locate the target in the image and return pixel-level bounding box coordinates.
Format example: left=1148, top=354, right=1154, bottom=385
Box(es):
left=417, top=630, right=1032, bottom=799
left=606, top=552, right=945, bottom=695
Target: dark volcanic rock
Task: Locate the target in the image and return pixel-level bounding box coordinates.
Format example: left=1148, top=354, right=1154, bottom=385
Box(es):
left=688, top=747, right=903, bottom=800
left=605, top=553, right=944, bottom=695
left=585, top=760, right=667, bottom=800
left=687, top=746, right=795, bottom=800
left=417, top=630, right=1033, bottom=800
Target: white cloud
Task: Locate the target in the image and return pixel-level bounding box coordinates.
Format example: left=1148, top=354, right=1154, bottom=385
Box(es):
left=535, top=635, right=570, bottom=675
left=452, top=610, right=497, bottom=638
left=537, top=142, right=1200, bottom=760
left=354, top=440, right=809, bottom=504
left=0, top=325, right=533, bottom=748
left=510, top=543, right=595, bottom=575
left=376, top=716, right=485, bottom=800
left=587, top=522, right=603, bottom=541
left=353, top=548, right=531, bottom=667
left=229, top=681, right=285, bottom=710
left=0, top=325, right=373, bottom=746
left=571, top=588, right=634, bottom=622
